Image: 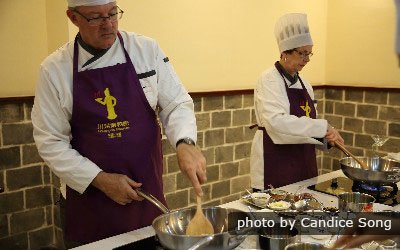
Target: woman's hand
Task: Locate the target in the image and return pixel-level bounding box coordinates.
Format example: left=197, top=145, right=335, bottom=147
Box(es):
left=325, top=125, right=344, bottom=146
left=331, top=213, right=400, bottom=249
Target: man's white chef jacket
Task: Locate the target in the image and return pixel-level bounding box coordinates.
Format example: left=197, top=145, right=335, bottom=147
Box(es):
left=31, top=31, right=197, bottom=196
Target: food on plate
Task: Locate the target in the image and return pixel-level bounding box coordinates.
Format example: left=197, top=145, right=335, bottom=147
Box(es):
left=376, top=239, right=397, bottom=248
left=307, top=199, right=323, bottom=210
left=323, top=206, right=339, bottom=214
left=293, top=199, right=308, bottom=212
left=269, top=189, right=288, bottom=200
left=294, top=192, right=314, bottom=201
left=268, top=200, right=291, bottom=210
left=361, top=241, right=381, bottom=250
left=241, top=192, right=270, bottom=208
left=252, top=197, right=269, bottom=207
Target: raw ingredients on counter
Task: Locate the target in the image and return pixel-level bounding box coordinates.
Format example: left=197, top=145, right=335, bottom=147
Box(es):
left=361, top=239, right=397, bottom=250
left=293, top=199, right=308, bottom=212
left=269, top=189, right=288, bottom=200
left=246, top=189, right=269, bottom=208
left=253, top=197, right=269, bottom=208
left=361, top=241, right=381, bottom=250
left=377, top=239, right=397, bottom=249
left=296, top=192, right=314, bottom=200
left=240, top=190, right=334, bottom=213
left=267, top=200, right=291, bottom=210
left=241, top=192, right=270, bottom=209
left=323, top=206, right=339, bottom=215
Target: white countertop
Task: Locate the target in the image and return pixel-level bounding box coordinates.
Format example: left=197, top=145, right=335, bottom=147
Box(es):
left=72, top=170, right=399, bottom=250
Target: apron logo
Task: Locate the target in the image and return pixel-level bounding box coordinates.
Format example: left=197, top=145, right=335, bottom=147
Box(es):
left=95, top=88, right=118, bottom=120
left=300, top=100, right=311, bottom=117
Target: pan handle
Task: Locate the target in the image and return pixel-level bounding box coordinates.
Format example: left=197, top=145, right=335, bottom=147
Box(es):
left=135, top=188, right=170, bottom=214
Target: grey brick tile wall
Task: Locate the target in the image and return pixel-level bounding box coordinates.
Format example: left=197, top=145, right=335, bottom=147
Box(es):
left=0, top=103, right=24, bottom=123
left=325, top=89, right=343, bottom=100
left=379, top=106, right=400, bottom=122
left=0, top=214, right=8, bottom=238
left=389, top=123, right=400, bottom=136
left=225, top=95, right=242, bottom=109
left=357, top=104, right=378, bottom=119
left=320, top=88, right=400, bottom=172
left=0, top=147, right=21, bottom=170
left=0, top=88, right=399, bottom=249
left=389, top=92, right=400, bottom=105
left=10, top=208, right=45, bottom=234
left=365, top=91, right=388, bottom=104
left=0, top=233, right=28, bottom=250
left=2, top=123, right=34, bottom=145
left=345, top=89, right=363, bottom=102
left=29, top=226, right=54, bottom=250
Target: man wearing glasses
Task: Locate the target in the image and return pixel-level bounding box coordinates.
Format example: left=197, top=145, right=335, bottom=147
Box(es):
left=31, top=0, right=206, bottom=247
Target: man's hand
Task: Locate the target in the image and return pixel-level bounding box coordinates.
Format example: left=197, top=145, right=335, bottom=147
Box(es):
left=176, top=143, right=207, bottom=197
left=91, top=172, right=144, bottom=205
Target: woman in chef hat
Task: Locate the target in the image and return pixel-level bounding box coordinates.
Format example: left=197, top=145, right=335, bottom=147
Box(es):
left=250, top=13, right=344, bottom=190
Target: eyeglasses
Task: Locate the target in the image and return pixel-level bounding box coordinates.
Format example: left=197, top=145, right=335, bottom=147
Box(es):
left=73, top=6, right=124, bottom=26
left=294, top=49, right=313, bottom=59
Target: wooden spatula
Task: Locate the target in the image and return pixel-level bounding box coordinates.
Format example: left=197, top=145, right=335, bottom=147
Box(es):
left=334, top=141, right=369, bottom=170
left=186, top=196, right=214, bottom=236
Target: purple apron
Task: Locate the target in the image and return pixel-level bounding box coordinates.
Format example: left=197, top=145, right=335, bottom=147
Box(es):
left=66, top=33, right=166, bottom=243
left=262, top=62, right=317, bottom=188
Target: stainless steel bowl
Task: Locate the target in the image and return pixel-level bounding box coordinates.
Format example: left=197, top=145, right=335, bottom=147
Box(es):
left=152, top=207, right=252, bottom=250
left=338, top=192, right=375, bottom=212
left=136, top=188, right=254, bottom=250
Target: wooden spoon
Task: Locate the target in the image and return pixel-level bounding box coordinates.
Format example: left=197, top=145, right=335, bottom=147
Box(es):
left=186, top=196, right=214, bottom=236
left=334, top=141, right=369, bottom=170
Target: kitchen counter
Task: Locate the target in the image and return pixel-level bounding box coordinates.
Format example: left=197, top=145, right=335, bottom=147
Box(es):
left=72, top=170, right=399, bottom=250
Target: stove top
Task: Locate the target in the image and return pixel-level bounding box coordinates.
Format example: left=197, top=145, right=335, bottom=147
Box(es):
left=113, top=236, right=163, bottom=250
left=308, top=177, right=400, bottom=206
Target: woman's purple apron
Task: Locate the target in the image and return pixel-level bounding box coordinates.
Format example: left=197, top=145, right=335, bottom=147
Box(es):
left=262, top=62, right=318, bottom=188
left=66, top=33, right=166, bottom=243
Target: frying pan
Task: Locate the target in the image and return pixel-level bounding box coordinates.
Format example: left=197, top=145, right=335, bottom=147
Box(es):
left=136, top=189, right=254, bottom=250
left=340, top=157, right=400, bottom=185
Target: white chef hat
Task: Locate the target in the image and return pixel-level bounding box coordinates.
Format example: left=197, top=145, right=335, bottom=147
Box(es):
left=67, top=0, right=116, bottom=8
left=274, top=13, right=313, bottom=53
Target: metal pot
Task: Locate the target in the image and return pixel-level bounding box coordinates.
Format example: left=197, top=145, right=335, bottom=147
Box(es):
left=259, top=226, right=300, bottom=250
left=284, top=242, right=329, bottom=250
left=136, top=189, right=253, bottom=250
left=337, top=192, right=375, bottom=212
left=339, top=157, right=400, bottom=185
